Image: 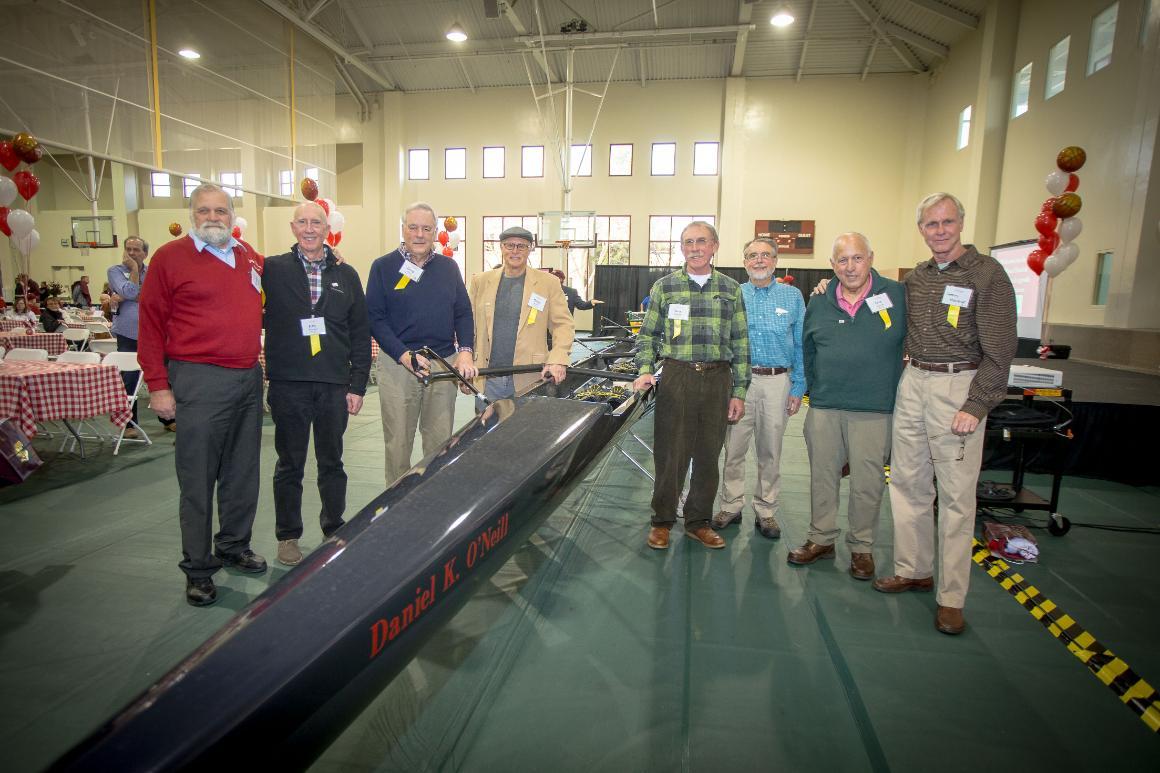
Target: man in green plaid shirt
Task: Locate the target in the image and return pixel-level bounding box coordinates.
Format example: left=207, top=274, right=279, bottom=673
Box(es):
left=633, top=221, right=750, bottom=550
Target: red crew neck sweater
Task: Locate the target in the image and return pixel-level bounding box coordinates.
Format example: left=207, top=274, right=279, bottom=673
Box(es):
left=138, top=235, right=264, bottom=392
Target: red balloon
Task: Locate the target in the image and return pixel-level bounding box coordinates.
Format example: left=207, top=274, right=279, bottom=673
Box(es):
left=438, top=231, right=449, bottom=246
left=1037, top=232, right=1059, bottom=254
left=325, top=231, right=338, bottom=247
left=13, top=170, right=39, bottom=200
left=1040, top=197, right=1056, bottom=214
left=442, top=246, right=454, bottom=257
left=301, top=178, right=319, bottom=201
left=0, top=206, right=10, bottom=237
left=1027, top=249, right=1047, bottom=276
left=1065, top=173, right=1079, bottom=192
left=1034, top=211, right=1057, bottom=236
left=316, top=198, right=330, bottom=216
left=0, top=142, right=17, bottom=172
left=15, top=142, right=43, bottom=165
left=332, top=231, right=342, bottom=246
left=783, top=275, right=795, bottom=285
left=232, top=225, right=242, bottom=239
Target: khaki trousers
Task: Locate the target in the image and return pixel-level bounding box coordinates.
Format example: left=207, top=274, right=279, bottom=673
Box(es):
left=376, top=355, right=458, bottom=486
left=719, top=373, right=791, bottom=520
left=803, top=407, right=891, bottom=549
left=888, top=366, right=986, bottom=608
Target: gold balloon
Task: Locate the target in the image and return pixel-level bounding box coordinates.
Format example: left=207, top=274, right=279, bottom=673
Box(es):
left=444, top=216, right=458, bottom=232
left=12, top=132, right=37, bottom=155
left=1056, top=146, right=1086, bottom=173
left=1052, top=192, right=1082, bottom=218
left=168, top=222, right=183, bottom=237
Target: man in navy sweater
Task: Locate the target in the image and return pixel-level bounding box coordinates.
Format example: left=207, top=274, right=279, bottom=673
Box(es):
left=790, top=232, right=906, bottom=579
left=263, top=202, right=371, bottom=566
left=366, top=202, right=477, bottom=485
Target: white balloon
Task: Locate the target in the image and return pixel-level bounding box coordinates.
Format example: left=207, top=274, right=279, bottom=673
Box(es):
left=13, top=228, right=39, bottom=256
left=1057, top=216, right=1083, bottom=243
left=235, top=216, right=248, bottom=233
left=6, top=208, right=34, bottom=238
left=1055, top=242, right=1079, bottom=265
left=1043, top=254, right=1066, bottom=277
left=0, top=176, right=16, bottom=207
left=319, top=197, right=335, bottom=214
left=448, top=231, right=460, bottom=249
left=1045, top=169, right=1069, bottom=196
left=328, top=210, right=345, bottom=232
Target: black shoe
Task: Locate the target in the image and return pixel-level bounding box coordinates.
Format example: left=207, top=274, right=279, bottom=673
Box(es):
left=186, top=577, right=217, bottom=606
left=216, top=548, right=268, bottom=574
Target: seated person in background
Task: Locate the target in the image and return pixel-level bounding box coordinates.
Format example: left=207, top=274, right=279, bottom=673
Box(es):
left=4, top=297, right=38, bottom=324
left=40, top=296, right=65, bottom=332
left=99, top=282, right=115, bottom=321
left=548, top=268, right=604, bottom=315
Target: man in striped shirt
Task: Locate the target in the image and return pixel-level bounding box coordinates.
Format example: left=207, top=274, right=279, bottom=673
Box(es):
left=634, top=221, right=750, bottom=550
left=873, top=193, right=1017, bottom=636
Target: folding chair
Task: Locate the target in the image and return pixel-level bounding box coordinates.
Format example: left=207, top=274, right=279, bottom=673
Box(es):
left=88, top=338, right=118, bottom=355
left=57, top=351, right=102, bottom=365
left=4, top=348, right=49, bottom=361
left=61, top=327, right=91, bottom=352
left=101, top=351, right=152, bottom=455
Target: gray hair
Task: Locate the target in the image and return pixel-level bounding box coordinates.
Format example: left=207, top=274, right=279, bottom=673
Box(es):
left=404, top=201, right=437, bottom=223
left=681, top=220, right=719, bottom=243
left=743, top=237, right=778, bottom=258
left=915, top=192, right=965, bottom=224
left=189, top=183, right=234, bottom=215
left=124, top=235, right=149, bottom=253
left=831, top=232, right=872, bottom=260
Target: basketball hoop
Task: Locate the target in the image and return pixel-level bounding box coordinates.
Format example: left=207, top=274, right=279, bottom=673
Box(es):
left=555, top=239, right=572, bottom=251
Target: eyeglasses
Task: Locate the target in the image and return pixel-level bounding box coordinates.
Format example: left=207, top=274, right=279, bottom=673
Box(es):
left=501, top=242, right=531, bottom=251
left=682, top=237, right=712, bottom=247
left=745, top=250, right=775, bottom=260
left=194, top=207, right=231, bottom=218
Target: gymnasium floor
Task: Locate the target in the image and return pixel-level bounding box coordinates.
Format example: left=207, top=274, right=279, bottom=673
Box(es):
left=1, top=376, right=1157, bottom=771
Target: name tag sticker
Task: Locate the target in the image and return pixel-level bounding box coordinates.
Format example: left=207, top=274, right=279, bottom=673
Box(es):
left=942, top=285, right=972, bottom=307
left=866, top=293, right=893, bottom=313
left=250, top=268, right=262, bottom=293
left=528, top=293, right=547, bottom=311
left=668, top=303, right=690, bottom=321
left=300, top=317, right=326, bottom=336
left=400, top=260, right=424, bottom=282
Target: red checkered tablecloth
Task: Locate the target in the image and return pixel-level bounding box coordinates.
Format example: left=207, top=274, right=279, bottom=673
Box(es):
left=1, top=319, right=37, bottom=332
left=0, top=361, right=132, bottom=439
left=0, top=332, right=68, bottom=357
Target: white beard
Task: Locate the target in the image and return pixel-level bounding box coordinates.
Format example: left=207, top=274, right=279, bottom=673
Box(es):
left=747, top=269, right=772, bottom=282
left=194, top=222, right=232, bottom=248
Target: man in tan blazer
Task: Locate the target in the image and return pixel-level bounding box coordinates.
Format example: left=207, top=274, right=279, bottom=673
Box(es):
left=467, top=226, right=574, bottom=399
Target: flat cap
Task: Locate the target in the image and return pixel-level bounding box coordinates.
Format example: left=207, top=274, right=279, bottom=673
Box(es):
left=499, top=226, right=535, bottom=244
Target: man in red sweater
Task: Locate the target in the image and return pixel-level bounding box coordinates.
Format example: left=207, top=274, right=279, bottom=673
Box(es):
left=139, top=183, right=267, bottom=607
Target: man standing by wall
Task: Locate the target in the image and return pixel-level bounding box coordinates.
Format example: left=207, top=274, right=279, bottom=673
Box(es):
left=714, top=237, right=805, bottom=540
left=263, top=201, right=371, bottom=566
left=71, top=275, right=92, bottom=308
left=873, top=193, right=1016, bottom=636
left=366, top=202, right=477, bottom=486
left=139, top=183, right=267, bottom=607
left=789, top=233, right=906, bottom=579
left=633, top=221, right=749, bottom=550
left=468, top=227, right=573, bottom=399
left=107, top=236, right=175, bottom=436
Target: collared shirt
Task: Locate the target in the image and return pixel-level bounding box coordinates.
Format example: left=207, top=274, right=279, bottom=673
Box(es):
left=298, top=251, right=324, bottom=306
left=191, top=232, right=241, bottom=267
left=836, top=279, right=872, bottom=317
left=741, top=280, right=806, bottom=398
left=400, top=243, right=434, bottom=269
left=107, top=261, right=147, bottom=339
left=636, top=267, right=750, bottom=399
left=903, top=244, right=1017, bottom=418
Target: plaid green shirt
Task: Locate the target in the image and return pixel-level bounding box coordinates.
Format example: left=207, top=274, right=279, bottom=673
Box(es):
left=636, top=268, right=750, bottom=399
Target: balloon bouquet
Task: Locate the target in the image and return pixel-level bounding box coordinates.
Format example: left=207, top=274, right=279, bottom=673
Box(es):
left=299, top=177, right=347, bottom=249
left=1027, top=145, right=1087, bottom=358
left=1, top=132, right=45, bottom=305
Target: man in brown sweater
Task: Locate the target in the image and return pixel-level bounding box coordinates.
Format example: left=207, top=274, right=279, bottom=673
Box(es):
left=872, top=193, right=1016, bottom=636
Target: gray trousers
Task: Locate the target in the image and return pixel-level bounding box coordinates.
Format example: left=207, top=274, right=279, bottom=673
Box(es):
left=170, top=360, right=263, bottom=580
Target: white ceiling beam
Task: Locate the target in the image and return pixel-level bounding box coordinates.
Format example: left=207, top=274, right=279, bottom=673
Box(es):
left=516, top=24, right=756, bottom=45
left=880, top=20, right=948, bottom=58
left=304, top=0, right=331, bottom=22
left=501, top=0, right=559, bottom=82
left=846, top=0, right=925, bottom=73
left=257, top=0, right=397, bottom=90
left=795, top=0, right=818, bottom=81
left=730, top=0, right=752, bottom=77
left=899, top=0, right=978, bottom=29
left=639, top=47, right=647, bottom=87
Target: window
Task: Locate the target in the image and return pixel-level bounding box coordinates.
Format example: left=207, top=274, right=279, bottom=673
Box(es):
left=692, top=142, right=719, bottom=175
left=483, top=215, right=541, bottom=271
left=609, top=144, right=633, bottom=176
left=595, top=216, right=631, bottom=265
left=1011, top=62, right=1032, bottom=118
left=1094, top=251, right=1112, bottom=305
left=651, top=142, right=676, bottom=175
left=220, top=172, right=242, bottom=198
left=445, top=147, right=467, bottom=179
left=1046, top=36, right=1069, bottom=99
left=150, top=172, right=171, bottom=198
left=305, top=167, right=319, bottom=181
left=648, top=215, right=716, bottom=266
left=570, top=144, right=592, bottom=177
left=279, top=170, right=293, bottom=196
left=408, top=148, right=429, bottom=180
left=183, top=175, right=199, bottom=198
left=483, top=146, right=505, bottom=178
left=522, top=145, right=544, bottom=178
left=1087, top=2, right=1117, bottom=75
left=957, top=105, right=972, bottom=150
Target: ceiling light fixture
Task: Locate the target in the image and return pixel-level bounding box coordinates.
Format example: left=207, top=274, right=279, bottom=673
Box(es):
left=770, top=10, right=795, bottom=27
left=445, top=23, right=468, bottom=43
left=178, top=48, right=201, bottom=59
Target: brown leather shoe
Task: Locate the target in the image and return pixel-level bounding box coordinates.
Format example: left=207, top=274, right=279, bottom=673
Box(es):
left=872, top=574, right=934, bottom=593
left=647, top=526, right=670, bottom=550
left=850, top=552, right=875, bottom=580
left=685, top=526, right=726, bottom=549
left=787, top=541, right=835, bottom=565
left=936, top=605, right=966, bottom=635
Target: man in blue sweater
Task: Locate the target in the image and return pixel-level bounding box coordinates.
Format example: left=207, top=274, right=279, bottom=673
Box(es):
left=366, top=202, right=477, bottom=486
left=789, top=232, right=906, bottom=579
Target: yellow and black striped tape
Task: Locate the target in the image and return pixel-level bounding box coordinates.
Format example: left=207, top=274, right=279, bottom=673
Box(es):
left=971, top=538, right=1160, bottom=733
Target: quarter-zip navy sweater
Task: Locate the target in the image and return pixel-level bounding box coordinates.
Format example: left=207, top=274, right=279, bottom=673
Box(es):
left=366, top=248, right=474, bottom=361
